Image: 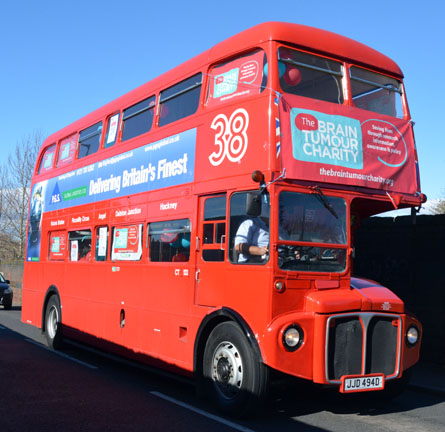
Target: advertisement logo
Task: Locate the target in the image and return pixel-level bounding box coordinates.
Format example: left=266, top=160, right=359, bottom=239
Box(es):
left=291, top=108, right=363, bottom=170
left=209, top=109, right=249, bottom=166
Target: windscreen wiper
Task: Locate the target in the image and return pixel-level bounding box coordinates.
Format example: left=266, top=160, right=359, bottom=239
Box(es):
left=311, top=186, right=339, bottom=219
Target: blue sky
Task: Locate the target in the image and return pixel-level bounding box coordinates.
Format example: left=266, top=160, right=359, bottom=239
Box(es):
left=1, top=0, right=443, bottom=204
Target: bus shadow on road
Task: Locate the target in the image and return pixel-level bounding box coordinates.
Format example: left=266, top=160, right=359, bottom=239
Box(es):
left=267, top=375, right=442, bottom=419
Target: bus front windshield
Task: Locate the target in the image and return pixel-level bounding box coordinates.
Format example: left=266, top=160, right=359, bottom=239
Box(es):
left=278, top=191, right=347, bottom=272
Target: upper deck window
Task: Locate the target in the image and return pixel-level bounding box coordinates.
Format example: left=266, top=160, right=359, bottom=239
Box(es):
left=38, top=144, right=56, bottom=174
left=57, top=134, right=77, bottom=167
left=104, top=113, right=120, bottom=148
left=159, top=74, right=202, bottom=127
left=207, top=50, right=267, bottom=107
left=278, top=47, right=344, bottom=104
left=78, top=122, right=102, bottom=159
left=122, top=96, right=156, bottom=141
left=350, top=67, right=403, bottom=118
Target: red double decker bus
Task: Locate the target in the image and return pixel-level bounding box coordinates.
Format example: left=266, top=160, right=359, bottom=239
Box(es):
left=23, top=22, right=424, bottom=415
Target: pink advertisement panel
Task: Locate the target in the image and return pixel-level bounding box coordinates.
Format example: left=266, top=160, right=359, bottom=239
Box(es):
left=279, top=95, right=418, bottom=195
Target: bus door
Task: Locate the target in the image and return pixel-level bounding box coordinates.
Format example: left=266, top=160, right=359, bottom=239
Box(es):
left=195, top=194, right=227, bottom=307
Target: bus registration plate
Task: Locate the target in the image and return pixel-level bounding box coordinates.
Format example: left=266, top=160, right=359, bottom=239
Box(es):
left=340, top=374, right=384, bottom=393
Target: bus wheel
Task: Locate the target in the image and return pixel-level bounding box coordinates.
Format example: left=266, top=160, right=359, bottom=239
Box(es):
left=45, top=296, right=62, bottom=350
left=202, top=321, right=268, bottom=417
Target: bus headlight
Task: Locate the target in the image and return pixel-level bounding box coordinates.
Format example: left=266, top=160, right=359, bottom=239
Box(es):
left=282, top=325, right=303, bottom=351
left=406, top=326, right=419, bottom=346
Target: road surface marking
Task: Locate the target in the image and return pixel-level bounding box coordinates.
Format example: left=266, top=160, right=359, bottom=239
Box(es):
left=151, top=391, right=255, bottom=432
left=25, top=338, right=98, bottom=370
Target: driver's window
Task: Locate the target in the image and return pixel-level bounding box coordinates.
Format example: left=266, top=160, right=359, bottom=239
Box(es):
left=229, top=191, right=270, bottom=264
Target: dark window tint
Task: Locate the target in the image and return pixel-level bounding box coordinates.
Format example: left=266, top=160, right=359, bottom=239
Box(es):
left=122, top=97, right=155, bottom=141
left=148, top=219, right=191, bottom=262
left=69, top=230, right=92, bottom=262
left=78, top=122, right=102, bottom=159
left=202, top=195, right=226, bottom=262
left=277, top=192, right=347, bottom=273
left=159, top=74, right=202, bottom=126
left=278, top=47, right=343, bottom=104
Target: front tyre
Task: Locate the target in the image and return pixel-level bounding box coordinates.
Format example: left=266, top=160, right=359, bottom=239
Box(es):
left=45, top=295, right=62, bottom=350
left=202, top=321, right=268, bottom=417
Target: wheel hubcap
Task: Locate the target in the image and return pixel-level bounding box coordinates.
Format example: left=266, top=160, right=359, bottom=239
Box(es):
left=211, top=341, right=243, bottom=399
left=47, top=306, right=58, bottom=339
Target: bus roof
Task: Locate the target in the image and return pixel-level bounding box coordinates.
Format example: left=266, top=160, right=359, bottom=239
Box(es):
left=210, top=22, right=403, bottom=78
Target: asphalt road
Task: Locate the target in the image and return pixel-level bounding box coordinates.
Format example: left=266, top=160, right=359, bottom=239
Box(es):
left=1, top=308, right=444, bottom=432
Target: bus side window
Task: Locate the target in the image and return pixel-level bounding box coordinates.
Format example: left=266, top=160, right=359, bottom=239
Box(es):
left=159, top=74, right=202, bottom=127
left=104, top=113, right=120, bottom=148
left=111, top=224, right=143, bottom=261
left=38, top=144, right=56, bottom=174
left=229, top=191, right=270, bottom=264
left=202, top=195, right=226, bottom=262
left=122, top=96, right=156, bottom=141
left=206, top=50, right=267, bottom=108
left=69, top=230, right=92, bottom=262
left=148, top=219, right=191, bottom=262
left=95, top=226, right=109, bottom=261
left=57, top=134, right=77, bottom=167
left=49, top=231, right=67, bottom=260
left=78, top=122, right=103, bottom=159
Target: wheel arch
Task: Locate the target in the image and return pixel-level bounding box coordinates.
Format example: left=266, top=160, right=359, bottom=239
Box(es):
left=41, top=285, right=61, bottom=332
left=193, top=307, right=263, bottom=377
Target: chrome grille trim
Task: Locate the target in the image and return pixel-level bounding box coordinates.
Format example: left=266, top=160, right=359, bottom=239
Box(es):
left=325, top=312, right=402, bottom=385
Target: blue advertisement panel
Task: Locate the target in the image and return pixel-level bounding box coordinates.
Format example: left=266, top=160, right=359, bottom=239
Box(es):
left=26, top=128, right=196, bottom=261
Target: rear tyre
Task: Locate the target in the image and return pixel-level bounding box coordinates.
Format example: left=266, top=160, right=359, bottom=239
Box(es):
left=45, top=295, right=62, bottom=350
left=202, top=321, right=269, bottom=417
left=3, top=300, right=12, bottom=310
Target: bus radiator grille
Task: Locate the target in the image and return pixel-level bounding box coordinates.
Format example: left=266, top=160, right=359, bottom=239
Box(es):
left=327, top=314, right=399, bottom=382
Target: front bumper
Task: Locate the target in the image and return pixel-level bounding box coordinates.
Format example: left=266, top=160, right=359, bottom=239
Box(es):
left=261, top=309, right=421, bottom=386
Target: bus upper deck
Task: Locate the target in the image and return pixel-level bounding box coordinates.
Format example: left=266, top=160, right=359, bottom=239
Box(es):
left=32, top=22, right=423, bottom=210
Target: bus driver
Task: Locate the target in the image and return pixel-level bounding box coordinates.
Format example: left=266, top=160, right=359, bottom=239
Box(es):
left=234, top=192, right=269, bottom=263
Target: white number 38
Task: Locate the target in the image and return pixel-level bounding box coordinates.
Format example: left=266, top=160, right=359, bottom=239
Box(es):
left=208, top=109, right=249, bottom=166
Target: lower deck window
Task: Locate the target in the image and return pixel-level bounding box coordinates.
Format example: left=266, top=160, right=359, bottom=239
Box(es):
left=148, top=219, right=191, bottom=262
left=49, top=231, right=67, bottom=260
left=69, top=230, right=92, bottom=262
left=95, top=226, right=109, bottom=261
left=111, top=224, right=143, bottom=261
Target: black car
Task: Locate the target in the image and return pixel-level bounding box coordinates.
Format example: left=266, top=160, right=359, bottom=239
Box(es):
left=0, top=273, right=13, bottom=310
